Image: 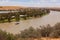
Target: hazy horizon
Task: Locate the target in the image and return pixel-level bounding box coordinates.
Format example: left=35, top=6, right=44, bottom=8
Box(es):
left=0, top=0, right=60, bottom=7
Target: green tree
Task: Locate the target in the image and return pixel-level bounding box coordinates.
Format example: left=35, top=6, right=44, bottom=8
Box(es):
left=15, top=12, right=20, bottom=22
left=7, top=13, right=12, bottom=22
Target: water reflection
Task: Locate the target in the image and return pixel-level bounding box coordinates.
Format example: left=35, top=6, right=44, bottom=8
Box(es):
left=0, top=11, right=60, bottom=34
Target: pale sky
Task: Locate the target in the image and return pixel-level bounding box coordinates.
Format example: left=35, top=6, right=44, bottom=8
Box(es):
left=0, top=0, right=60, bottom=7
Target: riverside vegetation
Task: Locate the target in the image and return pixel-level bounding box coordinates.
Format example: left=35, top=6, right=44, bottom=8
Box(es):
left=0, top=8, right=59, bottom=40
left=0, top=8, right=50, bottom=23
left=0, top=23, right=60, bottom=40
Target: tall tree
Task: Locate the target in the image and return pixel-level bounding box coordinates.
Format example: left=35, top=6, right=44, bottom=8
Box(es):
left=15, top=12, right=20, bottom=22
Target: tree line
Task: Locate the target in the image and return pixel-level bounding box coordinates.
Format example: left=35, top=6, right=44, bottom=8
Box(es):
left=0, top=8, right=50, bottom=23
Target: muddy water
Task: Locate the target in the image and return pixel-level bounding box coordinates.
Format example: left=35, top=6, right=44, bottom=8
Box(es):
left=0, top=11, right=60, bottom=34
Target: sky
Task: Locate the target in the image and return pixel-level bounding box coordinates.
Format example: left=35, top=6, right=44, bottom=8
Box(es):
left=0, top=0, right=60, bottom=7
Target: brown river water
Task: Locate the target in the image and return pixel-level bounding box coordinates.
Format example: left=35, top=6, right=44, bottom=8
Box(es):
left=0, top=11, right=60, bottom=34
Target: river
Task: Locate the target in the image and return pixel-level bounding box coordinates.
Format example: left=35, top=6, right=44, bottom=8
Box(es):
left=0, top=11, right=60, bottom=34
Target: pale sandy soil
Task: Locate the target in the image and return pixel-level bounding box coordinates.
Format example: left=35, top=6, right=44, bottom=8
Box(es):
left=41, top=38, right=60, bottom=40
left=17, top=38, right=60, bottom=40
left=28, top=38, right=60, bottom=40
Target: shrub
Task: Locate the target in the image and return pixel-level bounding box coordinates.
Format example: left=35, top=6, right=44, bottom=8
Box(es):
left=50, top=30, right=60, bottom=38
left=0, top=30, right=16, bottom=40
left=40, top=24, right=52, bottom=37
left=0, top=30, right=7, bottom=40
left=19, top=27, right=41, bottom=38
left=53, top=23, right=60, bottom=30
left=7, top=33, right=16, bottom=40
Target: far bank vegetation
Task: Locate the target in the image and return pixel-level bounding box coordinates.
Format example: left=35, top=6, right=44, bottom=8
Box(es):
left=0, top=8, right=50, bottom=23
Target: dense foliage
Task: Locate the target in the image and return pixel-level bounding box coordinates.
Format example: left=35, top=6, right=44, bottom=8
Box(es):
left=0, top=8, right=50, bottom=23
left=0, top=30, right=16, bottom=40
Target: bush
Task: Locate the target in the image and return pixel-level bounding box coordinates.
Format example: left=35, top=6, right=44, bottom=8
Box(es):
left=0, top=30, right=16, bottom=40
left=19, top=27, right=41, bottom=38
left=0, top=30, right=7, bottom=40
left=40, top=24, right=52, bottom=37
left=50, top=30, right=60, bottom=38
left=7, top=33, right=16, bottom=40
left=53, top=23, right=60, bottom=30
left=49, top=23, right=60, bottom=38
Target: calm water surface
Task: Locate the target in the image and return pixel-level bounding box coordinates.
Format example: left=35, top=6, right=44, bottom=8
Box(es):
left=0, top=11, right=60, bottom=34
